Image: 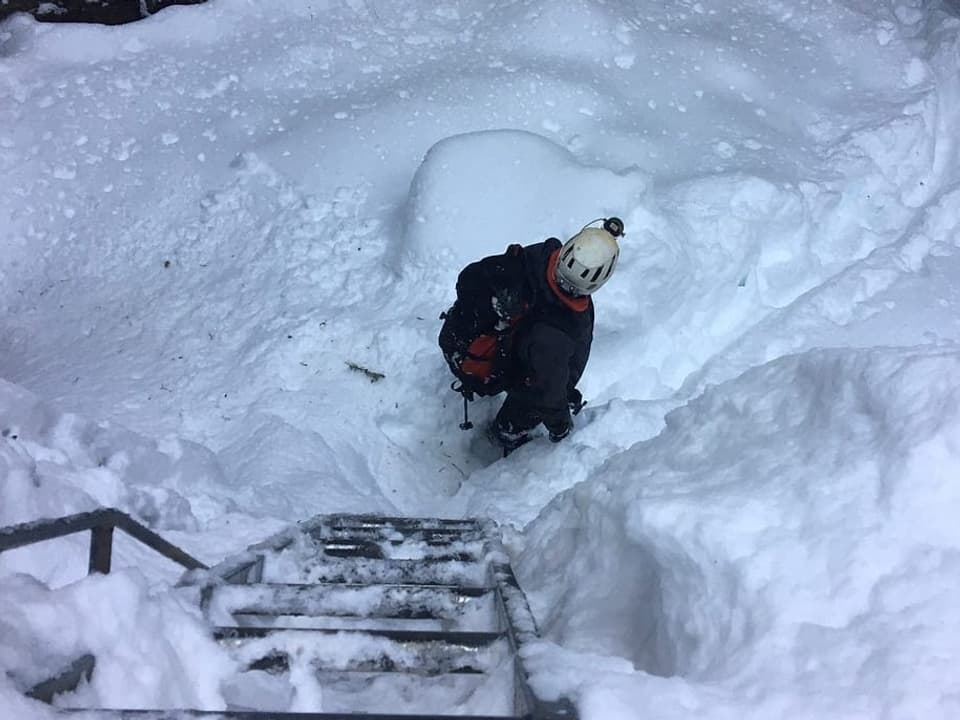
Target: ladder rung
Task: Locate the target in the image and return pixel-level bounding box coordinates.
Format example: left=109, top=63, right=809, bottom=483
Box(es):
left=206, top=582, right=493, bottom=621
left=56, top=710, right=518, bottom=719
left=217, top=625, right=512, bottom=692
left=283, top=557, right=488, bottom=586
left=320, top=526, right=486, bottom=546
left=210, top=583, right=491, bottom=618
left=249, top=581, right=491, bottom=595
left=241, top=638, right=499, bottom=676
left=320, top=514, right=483, bottom=532
left=214, top=626, right=504, bottom=647
left=305, top=531, right=485, bottom=561
left=319, top=541, right=480, bottom=563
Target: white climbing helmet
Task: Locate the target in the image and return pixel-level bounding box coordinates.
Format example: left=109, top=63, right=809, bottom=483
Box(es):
left=554, top=217, right=623, bottom=296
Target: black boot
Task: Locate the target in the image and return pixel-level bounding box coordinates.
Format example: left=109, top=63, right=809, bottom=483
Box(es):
left=485, top=420, right=532, bottom=457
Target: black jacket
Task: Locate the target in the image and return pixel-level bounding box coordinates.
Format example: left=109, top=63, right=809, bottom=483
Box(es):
left=442, top=239, right=594, bottom=421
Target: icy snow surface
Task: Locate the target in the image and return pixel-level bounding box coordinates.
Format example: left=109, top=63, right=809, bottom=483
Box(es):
left=2, top=0, right=960, bottom=717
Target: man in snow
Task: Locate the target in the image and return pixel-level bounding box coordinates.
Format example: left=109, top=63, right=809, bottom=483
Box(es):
left=440, top=217, right=623, bottom=454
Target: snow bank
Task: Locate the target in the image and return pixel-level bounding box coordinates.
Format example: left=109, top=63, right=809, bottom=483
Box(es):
left=682, top=185, right=960, bottom=399
left=0, top=379, right=250, bottom=717
left=0, top=379, right=223, bottom=533
left=0, top=569, right=234, bottom=715
left=517, top=345, right=960, bottom=718
left=402, top=129, right=647, bottom=283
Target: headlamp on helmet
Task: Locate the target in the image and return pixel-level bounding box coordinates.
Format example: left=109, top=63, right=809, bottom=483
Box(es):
left=554, top=217, right=623, bottom=296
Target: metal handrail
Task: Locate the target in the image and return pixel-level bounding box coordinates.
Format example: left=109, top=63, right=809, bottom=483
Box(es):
left=0, top=508, right=207, bottom=575
left=26, top=654, right=95, bottom=704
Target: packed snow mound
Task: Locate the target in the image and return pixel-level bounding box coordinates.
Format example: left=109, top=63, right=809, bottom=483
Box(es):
left=681, top=185, right=960, bottom=397
left=517, top=344, right=960, bottom=718
left=0, top=569, right=234, bottom=712
left=0, top=379, right=225, bottom=535
left=402, top=129, right=648, bottom=280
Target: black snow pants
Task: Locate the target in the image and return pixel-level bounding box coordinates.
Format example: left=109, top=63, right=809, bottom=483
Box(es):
left=493, top=321, right=575, bottom=438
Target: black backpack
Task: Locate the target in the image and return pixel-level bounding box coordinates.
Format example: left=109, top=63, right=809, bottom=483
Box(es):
left=439, top=245, right=527, bottom=424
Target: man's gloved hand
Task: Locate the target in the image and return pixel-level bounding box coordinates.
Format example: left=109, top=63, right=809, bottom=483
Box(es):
left=492, top=287, right=523, bottom=322
left=567, top=387, right=586, bottom=416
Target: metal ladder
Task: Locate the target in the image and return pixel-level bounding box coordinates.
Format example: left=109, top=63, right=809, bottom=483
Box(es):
left=0, top=510, right=576, bottom=719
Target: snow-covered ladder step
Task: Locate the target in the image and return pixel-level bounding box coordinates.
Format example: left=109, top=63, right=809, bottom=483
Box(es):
left=273, top=556, right=489, bottom=586
left=205, top=582, right=491, bottom=619
left=214, top=626, right=504, bottom=675
left=203, top=582, right=496, bottom=632
left=188, top=513, right=576, bottom=719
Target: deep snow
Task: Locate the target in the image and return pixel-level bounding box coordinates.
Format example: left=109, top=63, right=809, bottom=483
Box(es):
left=2, top=0, right=960, bottom=718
